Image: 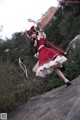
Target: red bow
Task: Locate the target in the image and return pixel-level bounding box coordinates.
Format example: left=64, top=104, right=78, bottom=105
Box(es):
left=26, top=26, right=36, bottom=37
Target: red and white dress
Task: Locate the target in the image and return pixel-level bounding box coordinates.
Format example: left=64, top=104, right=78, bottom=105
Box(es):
left=35, top=32, right=67, bottom=77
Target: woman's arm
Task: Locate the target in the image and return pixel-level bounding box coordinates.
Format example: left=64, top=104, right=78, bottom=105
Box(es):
left=34, top=40, right=37, bottom=47
left=28, top=18, right=46, bottom=38
left=28, top=18, right=43, bottom=31
left=28, top=19, right=38, bottom=24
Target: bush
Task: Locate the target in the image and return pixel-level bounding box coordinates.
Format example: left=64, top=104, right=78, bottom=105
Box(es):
left=0, top=94, right=16, bottom=113
left=64, top=50, right=80, bottom=80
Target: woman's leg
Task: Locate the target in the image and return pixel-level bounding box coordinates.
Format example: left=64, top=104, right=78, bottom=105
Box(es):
left=54, top=68, right=67, bottom=81
left=54, top=68, right=71, bottom=86
left=32, top=61, right=39, bottom=73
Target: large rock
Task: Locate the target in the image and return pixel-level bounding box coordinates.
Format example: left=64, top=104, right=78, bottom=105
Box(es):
left=66, top=35, right=80, bottom=56
left=8, top=77, right=80, bottom=120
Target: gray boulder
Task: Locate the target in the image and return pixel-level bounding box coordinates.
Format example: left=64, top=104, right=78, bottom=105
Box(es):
left=66, top=35, right=80, bottom=56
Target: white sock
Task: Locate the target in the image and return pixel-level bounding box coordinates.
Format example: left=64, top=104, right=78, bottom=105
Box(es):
left=64, top=79, right=69, bottom=83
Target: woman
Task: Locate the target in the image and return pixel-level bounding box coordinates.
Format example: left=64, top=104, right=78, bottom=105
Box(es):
left=26, top=19, right=71, bottom=86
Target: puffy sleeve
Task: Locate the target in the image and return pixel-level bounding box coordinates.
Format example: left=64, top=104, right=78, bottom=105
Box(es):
left=37, top=31, right=46, bottom=40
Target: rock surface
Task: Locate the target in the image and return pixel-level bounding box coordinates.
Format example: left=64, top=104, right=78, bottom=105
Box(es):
left=66, top=35, right=80, bottom=56
left=8, top=77, right=80, bottom=120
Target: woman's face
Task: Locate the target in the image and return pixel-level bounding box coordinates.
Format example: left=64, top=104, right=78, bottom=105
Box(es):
left=31, top=32, right=37, bottom=39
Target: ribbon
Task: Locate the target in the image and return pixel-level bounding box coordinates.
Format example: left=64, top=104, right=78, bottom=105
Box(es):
left=19, top=58, right=29, bottom=79
left=46, top=39, right=67, bottom=55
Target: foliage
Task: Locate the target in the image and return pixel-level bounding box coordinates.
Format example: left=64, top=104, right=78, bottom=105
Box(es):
left=64, top=49, right=80, bottom=80
left=45, top=3, right=80, bottom=49
left=0, top=94, right=16, bottom=113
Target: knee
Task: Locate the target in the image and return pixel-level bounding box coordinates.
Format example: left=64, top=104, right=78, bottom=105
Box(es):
left=32, top=68, right=36, bottom=73
left=51, top=64, right=59, bottom=70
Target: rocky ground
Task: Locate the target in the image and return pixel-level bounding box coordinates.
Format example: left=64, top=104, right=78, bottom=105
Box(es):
left=8, top=76, right=80, bottom=120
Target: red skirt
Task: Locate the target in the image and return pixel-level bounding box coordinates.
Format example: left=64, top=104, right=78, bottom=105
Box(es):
left=38, top=46, right=60, bottom=66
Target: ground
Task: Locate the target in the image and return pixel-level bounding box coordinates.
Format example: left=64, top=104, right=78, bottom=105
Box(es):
left=8, top=76, right=80, bottom=120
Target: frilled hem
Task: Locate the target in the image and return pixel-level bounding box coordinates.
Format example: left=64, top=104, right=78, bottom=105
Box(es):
left=36, top=56, right=67, bottom=77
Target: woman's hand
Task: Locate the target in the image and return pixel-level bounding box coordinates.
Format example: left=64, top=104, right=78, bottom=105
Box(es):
left=28, top=19, right=35, bottom=23
left=34, top=52, right=39, bottom=58
left=28, top=19, right=38, bottom=25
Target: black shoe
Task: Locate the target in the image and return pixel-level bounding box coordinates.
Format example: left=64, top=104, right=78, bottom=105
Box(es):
left=65, top=81, right=71, bottom=86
